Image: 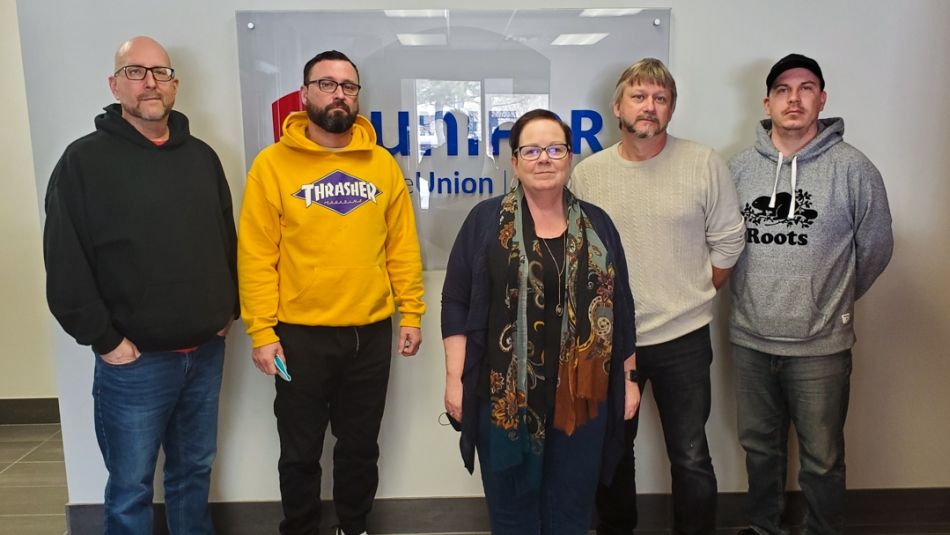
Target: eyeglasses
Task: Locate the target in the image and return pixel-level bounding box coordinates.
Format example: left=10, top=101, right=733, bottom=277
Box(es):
left=516, top=144, right=570, bottom=161
left=114, top=65, right=176, bottom=82
left=305, top=78, right=362, bottom=97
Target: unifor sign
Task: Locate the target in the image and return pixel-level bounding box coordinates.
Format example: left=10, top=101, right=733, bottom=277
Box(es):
left=237, top=9, right=670, bottom=269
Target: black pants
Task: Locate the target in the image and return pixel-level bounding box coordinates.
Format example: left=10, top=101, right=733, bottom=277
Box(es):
left=596, top=325, right=718, bottom=535
left=274, top=319, right=393, bottom=535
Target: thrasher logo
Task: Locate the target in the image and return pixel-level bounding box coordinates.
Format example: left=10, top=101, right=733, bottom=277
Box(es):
left=292, top=171, right=381, bottom=215
left=742, top=189, right=818, bottom=246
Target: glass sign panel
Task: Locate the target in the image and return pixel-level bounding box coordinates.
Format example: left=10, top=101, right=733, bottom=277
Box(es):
left=236, top=9, right=670, bottom=269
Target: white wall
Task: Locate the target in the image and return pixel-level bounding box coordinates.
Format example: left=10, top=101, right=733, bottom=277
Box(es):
left=10, top=0, right=950, bottom=506
left=0, top=0, right=56, bottom=399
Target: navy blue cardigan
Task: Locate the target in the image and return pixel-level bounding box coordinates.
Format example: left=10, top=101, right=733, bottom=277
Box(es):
left=440, top=194, right=637, bottom=484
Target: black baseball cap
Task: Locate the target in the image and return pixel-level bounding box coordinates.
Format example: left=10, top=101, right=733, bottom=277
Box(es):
left=766, top=53, right=824, bottom=93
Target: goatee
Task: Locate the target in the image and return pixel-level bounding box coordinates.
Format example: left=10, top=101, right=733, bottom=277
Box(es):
left=620, top=116, right=665, bottom=139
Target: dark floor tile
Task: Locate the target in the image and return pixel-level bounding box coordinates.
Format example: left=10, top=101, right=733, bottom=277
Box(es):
left=0, top=424, right=60, bottom=443
left=0, top=461, right=66, bottom=487
left=0, top=514, right=66, bottom=534
left=847, top=527, right=950, bottom=534
left=22, top=440, right=63, bottom=462
left=0, top=485, right=67, bottom=515
left=0, top=441, right=36, bottom=462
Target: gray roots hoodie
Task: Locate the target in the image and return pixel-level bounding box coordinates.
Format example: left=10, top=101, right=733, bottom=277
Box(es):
left=727, top=117, right=893, bottom=356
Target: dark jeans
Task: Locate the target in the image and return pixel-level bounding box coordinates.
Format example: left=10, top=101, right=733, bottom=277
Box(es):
left=93, top=336, right=225, bottom=535
left=274, top=319, right=392, bottom=535
left=597, top=325, right=717, bottom=535
left=477, top=401, right=607, bottom=535
left=734, top=345, right=851, bottom=535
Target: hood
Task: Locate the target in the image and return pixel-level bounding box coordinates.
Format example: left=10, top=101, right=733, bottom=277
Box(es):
left=95, top=103, right=190, bottom=149
left=753, top=117, right=845, bottom=219
left=754, top=117, right=844, bottom=163
left=279, top=111, right=378, bottom=154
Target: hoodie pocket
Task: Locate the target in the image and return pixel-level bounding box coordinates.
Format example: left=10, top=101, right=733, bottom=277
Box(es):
left=286, top=265, right=392, bottom=316
left=123, top=274, right=234, bottom=345
left=733, top=273, right=830, bottom=340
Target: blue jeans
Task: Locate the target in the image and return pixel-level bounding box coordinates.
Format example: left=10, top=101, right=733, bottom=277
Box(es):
left=477, top=401, right=607, bottom=535
left=597, top=325, right=717, bottom=535
left=734, top=345, right=851, bottom=535
left=93, top=336, right=225, bottom=535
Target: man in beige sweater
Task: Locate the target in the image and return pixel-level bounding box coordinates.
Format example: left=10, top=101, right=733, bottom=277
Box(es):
left=571, top=58, right=745, bottom=535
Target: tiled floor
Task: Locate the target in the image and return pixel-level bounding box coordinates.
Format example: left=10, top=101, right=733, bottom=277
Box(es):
left=0, top=423, right=67, bottom=535
left=1, top=424, right=947, bottom=534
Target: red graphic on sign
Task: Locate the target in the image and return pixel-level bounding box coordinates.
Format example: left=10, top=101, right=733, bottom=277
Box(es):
left=271, top=91, right=302, bottom=142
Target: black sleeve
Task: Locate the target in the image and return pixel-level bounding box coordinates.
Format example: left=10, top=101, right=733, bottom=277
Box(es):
left=43, top=151, right=123, bottom=354
left=609, top=221, right=637, bottom=357
left=213, top=152, right=240, bottom=319
left=587, top=204, right=637, bottom=356
left=441, top=216, right=475, bottom=338
left=441, top=201, right=491, bottom=338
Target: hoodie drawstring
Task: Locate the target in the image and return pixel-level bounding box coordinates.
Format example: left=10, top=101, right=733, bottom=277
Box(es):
left=768, top=152, right=798, bottom=220
left=768, top=152, right=783, bottom=209
left=789, top=156, right=797, bottom=219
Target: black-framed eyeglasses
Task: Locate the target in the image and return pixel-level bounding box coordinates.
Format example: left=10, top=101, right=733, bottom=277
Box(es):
left=114, top=65, right=176, bottom=82
left=516, top=144, right=570, bottom=161
left=305, top=78, right=361, bottom=97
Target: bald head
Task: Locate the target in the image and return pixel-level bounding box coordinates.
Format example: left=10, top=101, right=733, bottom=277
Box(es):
left=109, top=35, right=179, bottom=139
left=114, top=36, right=171, bottom=71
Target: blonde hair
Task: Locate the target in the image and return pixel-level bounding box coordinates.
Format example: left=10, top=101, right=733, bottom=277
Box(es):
left=611, top=58, right=677, bottom=110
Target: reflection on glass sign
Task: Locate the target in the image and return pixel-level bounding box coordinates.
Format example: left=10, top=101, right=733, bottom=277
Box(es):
left=237, top=9, right=670, bottom=269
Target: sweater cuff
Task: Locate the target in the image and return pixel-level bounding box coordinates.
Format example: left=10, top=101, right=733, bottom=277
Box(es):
left=710, top=251, right=739, bottom=269
left=250, top=327, right=280, bottom=348
left=92, top=329, right=125, bottom=356
left=398, top=313, right=421, bottom=329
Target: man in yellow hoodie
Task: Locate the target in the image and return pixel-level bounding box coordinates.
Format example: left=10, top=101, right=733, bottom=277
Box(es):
left=238, top=50, right=425, bottom=535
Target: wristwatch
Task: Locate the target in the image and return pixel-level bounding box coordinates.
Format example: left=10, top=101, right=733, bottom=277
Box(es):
left=625, top=369, right=640, bottom=383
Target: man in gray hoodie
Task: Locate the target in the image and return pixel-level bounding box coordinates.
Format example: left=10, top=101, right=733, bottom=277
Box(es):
left=728, top=54, right=893, bottom=535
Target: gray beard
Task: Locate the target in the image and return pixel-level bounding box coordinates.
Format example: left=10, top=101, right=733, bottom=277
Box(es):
left=125, top=102, right=172, bottom=123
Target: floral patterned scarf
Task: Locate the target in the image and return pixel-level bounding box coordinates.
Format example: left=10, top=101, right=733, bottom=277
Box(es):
left=487, top=185, right=615, bottom=491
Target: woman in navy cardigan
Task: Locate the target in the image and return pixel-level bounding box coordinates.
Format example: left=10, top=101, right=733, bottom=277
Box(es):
left=441, top=109, right=639, bottom=535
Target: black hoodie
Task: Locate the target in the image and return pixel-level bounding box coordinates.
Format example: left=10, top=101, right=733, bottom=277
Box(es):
left=44, top=104, right=238, bottom=354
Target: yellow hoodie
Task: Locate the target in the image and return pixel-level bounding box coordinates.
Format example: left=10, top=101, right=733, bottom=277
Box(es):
left=239, top=111, right=424, bottom=348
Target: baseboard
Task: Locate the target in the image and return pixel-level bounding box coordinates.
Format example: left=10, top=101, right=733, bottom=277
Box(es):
left=68, top=500, right=471, bottom=534
left=639, top=489, right=950, bottom=531
left=0, top=397, right=60, bottom=424
left=66, top=488, right=950, bottom=534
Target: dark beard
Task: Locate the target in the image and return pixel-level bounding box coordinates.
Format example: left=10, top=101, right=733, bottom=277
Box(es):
left=307, top=101, right=357, bottom=134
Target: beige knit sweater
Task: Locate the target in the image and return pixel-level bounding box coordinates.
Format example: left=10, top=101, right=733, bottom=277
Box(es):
left=570, top=137, right=745, bottom=346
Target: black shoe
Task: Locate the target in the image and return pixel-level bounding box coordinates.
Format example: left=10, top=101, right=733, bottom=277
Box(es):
left=737, top=529, right=759, bottom=535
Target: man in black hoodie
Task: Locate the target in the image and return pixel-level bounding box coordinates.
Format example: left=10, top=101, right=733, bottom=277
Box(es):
left=44, top=36, right=237, bottom=535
